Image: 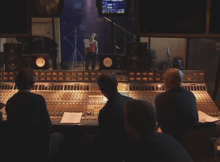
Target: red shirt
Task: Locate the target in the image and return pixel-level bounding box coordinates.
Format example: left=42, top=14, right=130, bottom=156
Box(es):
left=90, top=41, right=96, bottom=53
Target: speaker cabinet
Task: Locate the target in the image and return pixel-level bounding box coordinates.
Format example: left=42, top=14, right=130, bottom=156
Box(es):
left=4, top=43, right=23, bottom=71
left=126, top=42, right=150, bottom=71
left=99, top=54, right=126, bottom=70
left=23, top=54, right=49, bottom=70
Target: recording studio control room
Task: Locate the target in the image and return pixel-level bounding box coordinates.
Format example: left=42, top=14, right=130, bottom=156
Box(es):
left=1, top=0, right=220, bottom=162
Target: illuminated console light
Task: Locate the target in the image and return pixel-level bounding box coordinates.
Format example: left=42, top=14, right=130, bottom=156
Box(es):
left=156, top=78, right=160, bottom=81
left=199, top=73, right=204, bottom=76
left=36, top=57, right=46, bottom=68
left=78, top=77, right=83, bottom=80
left=84, top=78, right=89, bottom=81
left=59, top=77, right=64, bottom=81
left=78, top=72, right=83, bottom=75
left=136, top=78, right=141, bottom=81
left=72, top=72, right=77, bottom=76
left=142, top=72, right=147, bottom=76
left=46, top=77, right=51, bottom=81
left=103, top=97, right=108, bottom=102
left=41, top=77, right=45, bottom=80
left=158, top=85, right=162, bottom=88
left=142, top=78, right=147, bottom=81
left=91, top=78, right=96, bottom=81
left=193, top=73, right=198, bottom=76
left=66, top=77, right=71, bottom=81
left=52, top=72, right=57, bottom=75
left=149, top=78, right=153, bottom=81
left=149, top=73, right=153, bottom=76
left=59, top=72, right=64, bottom=75
left=53, top=77, right=57, bottom=80
left=130, top=78, right=135, bottom=81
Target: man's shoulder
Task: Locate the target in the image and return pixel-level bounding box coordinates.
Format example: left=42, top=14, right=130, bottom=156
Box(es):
left=156, top=91, right=167, bottom=100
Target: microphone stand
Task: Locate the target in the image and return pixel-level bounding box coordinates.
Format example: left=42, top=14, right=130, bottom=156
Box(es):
left=64, top=20, right=88, bottom=69
left=103, top=17, right=136, bottom=54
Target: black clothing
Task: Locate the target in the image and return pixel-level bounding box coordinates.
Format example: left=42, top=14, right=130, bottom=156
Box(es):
left=6, top=91, right=52, bottom=133
left=97, top=92, right=133, bottom=161
left=98, top=92, right=133, bottom=141
left=86, top=52, right=96, bottom=70
left=125, top=132, right=193, bottom=162
left=155, top=87, right=199, bottom=136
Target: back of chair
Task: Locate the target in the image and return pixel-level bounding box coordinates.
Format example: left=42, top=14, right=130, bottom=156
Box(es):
left=176, top=122, right=217, bottom=162
left=0, top=121, right=50, bottom=162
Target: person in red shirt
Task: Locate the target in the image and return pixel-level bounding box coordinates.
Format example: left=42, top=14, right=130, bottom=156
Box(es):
left=85, top=32, right=98, bottom=70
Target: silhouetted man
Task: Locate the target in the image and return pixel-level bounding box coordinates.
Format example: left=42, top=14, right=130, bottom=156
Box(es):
left=155, top=68, right=199, bottom=137
left=124, top=100, right=193, bottom=162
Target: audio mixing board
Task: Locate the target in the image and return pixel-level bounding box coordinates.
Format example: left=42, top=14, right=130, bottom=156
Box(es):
left=1, top=82, right=219, bottom=125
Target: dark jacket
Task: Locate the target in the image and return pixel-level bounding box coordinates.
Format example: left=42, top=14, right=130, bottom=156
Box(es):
left=98, top=92, right=133, bottom=141
left=125, top=132, right=193, bottom=162
left=155, top=87, right=199, bottom=136
left=6, top=91, right=52, bottom=132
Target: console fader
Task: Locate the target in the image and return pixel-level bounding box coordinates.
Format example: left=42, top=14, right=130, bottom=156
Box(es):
left=0, top=82, right=219, bottom=125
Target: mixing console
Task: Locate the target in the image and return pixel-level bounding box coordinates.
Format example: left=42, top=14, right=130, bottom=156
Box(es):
left=1, top=82, right=219, bottom=125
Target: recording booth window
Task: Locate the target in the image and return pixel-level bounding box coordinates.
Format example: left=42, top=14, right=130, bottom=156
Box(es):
left=32, top=0, right=63, bottom=17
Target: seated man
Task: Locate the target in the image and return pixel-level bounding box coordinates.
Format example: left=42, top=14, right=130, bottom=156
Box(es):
left=5, top=67, right=63, bottom=160
left=123, top=100, right=193, bottom=162
left=155, top=68, right=199, bottom=136
left=96, top=73, right=133, bottom=161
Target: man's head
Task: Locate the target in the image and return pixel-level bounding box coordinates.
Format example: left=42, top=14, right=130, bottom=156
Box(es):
left=15, top=67, right=36, bottom=91
left=163, top=68, right=183, bottom=90
left=124, top=100, right=156, bottom=139
left=97, top=73, right=118, bottom=98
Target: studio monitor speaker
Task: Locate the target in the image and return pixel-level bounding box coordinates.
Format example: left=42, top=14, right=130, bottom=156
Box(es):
left=126, top=42, right=150, bottom=71
left=23, top=54, right=49, bottom=70
left=99, top=54, right=126, bottom=70
left=4, top=43, right=23, bottom=71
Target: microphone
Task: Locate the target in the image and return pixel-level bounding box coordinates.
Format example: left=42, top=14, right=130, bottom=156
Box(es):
left=115, top=45, right=120, bottom=49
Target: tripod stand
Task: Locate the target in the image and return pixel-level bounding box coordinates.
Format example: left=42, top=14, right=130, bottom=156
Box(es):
left=64, top=20, right=88, bottom=69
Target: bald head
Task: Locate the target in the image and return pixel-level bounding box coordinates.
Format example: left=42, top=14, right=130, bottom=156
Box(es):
left=163, top=68, right=183, bottom=90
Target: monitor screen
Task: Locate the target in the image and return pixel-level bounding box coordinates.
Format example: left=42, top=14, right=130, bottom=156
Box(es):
left=98, top=0, right=128, bottom=16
